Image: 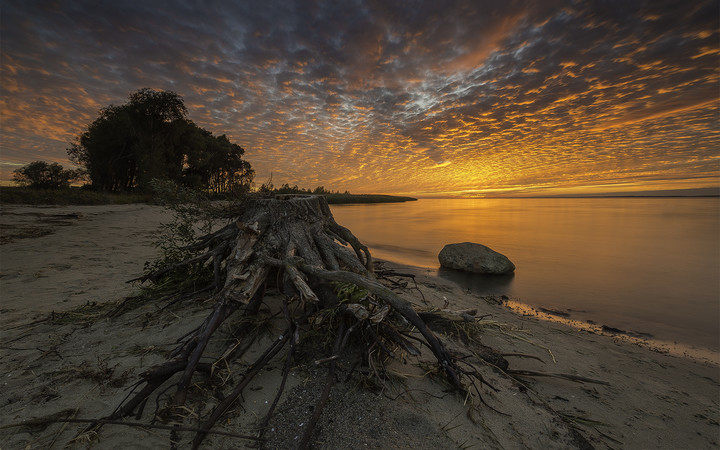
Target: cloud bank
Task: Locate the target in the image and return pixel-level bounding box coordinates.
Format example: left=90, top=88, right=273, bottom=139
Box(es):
left=2, top=0, right=718, bottom=195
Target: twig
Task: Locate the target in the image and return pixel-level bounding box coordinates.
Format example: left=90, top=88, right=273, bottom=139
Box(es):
left=314, top=355, right=339, bottom=365
left=502, top=353, right=546, bottom=363
left=48, top=407, right=79, bottom=447
left=507, top=369, right=610, bottom=386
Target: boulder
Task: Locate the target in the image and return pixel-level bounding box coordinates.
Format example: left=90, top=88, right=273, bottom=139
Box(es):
left=438, top=242, right=515, bottom=274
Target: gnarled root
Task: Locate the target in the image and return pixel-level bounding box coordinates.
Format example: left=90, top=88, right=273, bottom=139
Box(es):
left=88, top=196, right=534, bottom=448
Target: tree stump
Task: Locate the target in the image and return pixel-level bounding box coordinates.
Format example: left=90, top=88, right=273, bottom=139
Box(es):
left=84, top=195, right=602, bottom=448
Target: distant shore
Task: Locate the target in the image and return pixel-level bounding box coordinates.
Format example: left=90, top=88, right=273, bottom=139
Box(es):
left=405, top=186, right=720, bottom=199
left=1, top=204, right=718, bottom=449
left=323, top=193, right=417, bottom=203
left=0, top=186, right=416, bottom=206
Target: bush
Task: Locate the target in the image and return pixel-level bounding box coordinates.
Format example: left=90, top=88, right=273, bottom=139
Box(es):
left=12, top=161, right=82, bottom=189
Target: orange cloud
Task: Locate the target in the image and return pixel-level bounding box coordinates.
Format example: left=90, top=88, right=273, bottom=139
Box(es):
left=592, top=94, right=718, bottom=132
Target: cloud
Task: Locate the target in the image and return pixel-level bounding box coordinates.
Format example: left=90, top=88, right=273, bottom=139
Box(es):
left=0, top=0, right=718, bottom=193
left=592, top=92, right=719, bottom=132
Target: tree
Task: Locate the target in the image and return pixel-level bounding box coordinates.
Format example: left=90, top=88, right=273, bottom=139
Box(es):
left=202, top=134, right=254, bottom=194
left=68, top=104, right=137, bottom=191
left=12, top=161, right=81, bottom=189
left=125, top=88, right=189, bottom=188
left=180, top=131, right=254, bottom=194
left=68, top=88, right=253, bottom=193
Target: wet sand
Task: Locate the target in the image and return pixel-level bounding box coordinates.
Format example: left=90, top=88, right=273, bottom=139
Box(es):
left=1, top=204, right=718, bottom=449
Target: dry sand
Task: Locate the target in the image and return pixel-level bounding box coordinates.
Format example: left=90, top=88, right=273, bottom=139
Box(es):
left=1, top=204, right=718, bottom=449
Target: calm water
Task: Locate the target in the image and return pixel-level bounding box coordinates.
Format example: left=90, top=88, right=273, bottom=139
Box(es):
left=330, top=198, right=720, bottom=352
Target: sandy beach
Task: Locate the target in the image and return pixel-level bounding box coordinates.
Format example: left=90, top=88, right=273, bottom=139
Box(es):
left=1, top=204, right=718, bottom=449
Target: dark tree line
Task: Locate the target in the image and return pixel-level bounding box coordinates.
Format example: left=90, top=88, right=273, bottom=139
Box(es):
left=67, top=89, right=253, bottom=193
left=12, top=161, right=83, bottom=189
left=271, top=183, right=349, bottom=195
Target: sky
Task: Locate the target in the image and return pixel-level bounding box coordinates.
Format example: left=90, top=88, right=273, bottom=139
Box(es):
left=1, top=0, right=718, bottom=196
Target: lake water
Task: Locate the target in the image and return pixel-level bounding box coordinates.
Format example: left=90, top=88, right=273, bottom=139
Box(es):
left=330, top=198, right=720, bottom=353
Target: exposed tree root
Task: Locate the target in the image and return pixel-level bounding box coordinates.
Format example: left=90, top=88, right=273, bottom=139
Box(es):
left=72, top=195, right=606, bottom=448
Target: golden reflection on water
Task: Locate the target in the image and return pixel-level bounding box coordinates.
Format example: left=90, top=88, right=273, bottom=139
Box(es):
left=330, top=198, right=720, bottom=353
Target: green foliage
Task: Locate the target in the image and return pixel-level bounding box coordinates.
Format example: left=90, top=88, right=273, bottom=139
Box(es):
left=141, top=180, right=227, bottom=290
left=12, top=161, right=83, bottom=189
left=68, top=88, right=254, bottom=193
left=334, top=282, right=370, bottom=304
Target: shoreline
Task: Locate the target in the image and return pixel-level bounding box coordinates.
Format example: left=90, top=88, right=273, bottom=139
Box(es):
left=330, top=196, right=720, bottom=354
left=502, top=298, right=720, bottom=366
left=373, top=257, right=720, bottom=367
left=398, top=267, right=720, bottom=368
left=1, top=204, right=718, bottom=448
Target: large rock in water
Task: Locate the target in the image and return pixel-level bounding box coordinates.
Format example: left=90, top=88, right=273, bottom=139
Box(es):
left=438, top=242, right=515, bottom=274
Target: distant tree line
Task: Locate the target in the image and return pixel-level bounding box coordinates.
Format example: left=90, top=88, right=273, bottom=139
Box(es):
left=12, top=161, right=83, bottom=189
left=262, top=182, right=349, bottom=196
left=65, top=88, right=253, bottom=193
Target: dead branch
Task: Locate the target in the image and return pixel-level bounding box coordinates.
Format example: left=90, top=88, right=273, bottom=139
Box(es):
left=507, top=369, right=610, bottom=386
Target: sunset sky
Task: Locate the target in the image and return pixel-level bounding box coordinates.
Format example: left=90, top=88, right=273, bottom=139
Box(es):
left=1, top=0, right=718, bottom=196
